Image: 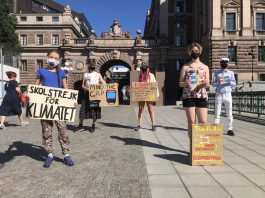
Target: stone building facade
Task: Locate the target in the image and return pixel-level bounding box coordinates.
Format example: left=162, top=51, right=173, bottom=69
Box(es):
left=144, top=0, right=194, bottom=104
left=145, top=0, right=265, bottom=102
left=194, top=0, right=265, bottom=84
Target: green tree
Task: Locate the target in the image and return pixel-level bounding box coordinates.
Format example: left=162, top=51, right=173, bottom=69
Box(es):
left=0, top=0, right=21, bottom=55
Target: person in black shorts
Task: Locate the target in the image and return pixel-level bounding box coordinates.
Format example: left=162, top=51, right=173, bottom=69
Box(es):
left=179, top=42, right=210, bottom=141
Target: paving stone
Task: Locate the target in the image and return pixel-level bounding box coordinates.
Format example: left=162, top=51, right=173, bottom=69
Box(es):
left=188, top=187, right=231, bottom=198
left=225, top=187, right=265, bottom=198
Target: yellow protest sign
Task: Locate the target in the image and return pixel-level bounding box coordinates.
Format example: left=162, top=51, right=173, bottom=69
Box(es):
left=131, top=82, right=158, bottom=101
left=27, top=85, right=78, bottom=122
left=87, top=83, right=119, bottom=107
left=191, top=124, right=223, bottom=166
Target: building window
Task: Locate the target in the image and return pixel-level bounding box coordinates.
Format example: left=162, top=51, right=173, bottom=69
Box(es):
left=176, top=1, right=184, bottom=13
left=176, top=59, right=184, bottom=71
left=176, top=21, right=184, bottom=28
left=20, top=60, right=27, bottom=71
left=20, top=35, right=27, bottom=45
left=258, top=46, right=265, bottom=62
left=256, top=13, right=265, bottom=31
left=260, top=74, right=265, bottom=81
left=52, top=35, right=59, bottom=45
left=37, top=60, right=43, bottom=69
left=52, top=16, right=59, bottom=22
left=20, top=16, right=27, bottom=21
left=228, top=46, right=237, bottom=62
left=176, top=35, right=184, bottom=47
left=226, top=13, right=236, bottom=31
left=36, top=35, right=43, bottom=45
left=36, top=16, right=43, bottom=21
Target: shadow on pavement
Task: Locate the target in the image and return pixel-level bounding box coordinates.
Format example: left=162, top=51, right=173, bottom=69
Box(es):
left=0, top=141, right=63, bottom=167
left=99, top=122, right=135, bottom=129
left=110, top=136, right=189, bottom=153
left=154, top=154, right=190, bottom=165
left=156, top=125, right=187, bottom=131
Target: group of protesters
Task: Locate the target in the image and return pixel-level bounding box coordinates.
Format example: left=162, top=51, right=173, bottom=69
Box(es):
left=0, top=42, right=236, bottom=168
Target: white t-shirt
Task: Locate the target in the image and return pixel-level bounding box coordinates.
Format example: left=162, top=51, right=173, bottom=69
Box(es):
left=84, top=71, right=100, bottom=85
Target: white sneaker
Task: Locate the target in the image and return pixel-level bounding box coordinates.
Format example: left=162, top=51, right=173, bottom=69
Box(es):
left=0, top=124, right=6, bottom=129
left=20, top=121, right=29, bottom=126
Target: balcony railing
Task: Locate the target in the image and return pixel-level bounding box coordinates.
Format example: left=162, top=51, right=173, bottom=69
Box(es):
left=208, top=91, right=265, bottom=118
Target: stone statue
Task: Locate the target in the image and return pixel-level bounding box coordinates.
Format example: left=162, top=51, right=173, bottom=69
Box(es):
left=101, top=19, right=132, bottom=39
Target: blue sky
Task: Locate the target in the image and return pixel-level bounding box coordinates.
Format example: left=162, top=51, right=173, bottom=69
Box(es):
left=55, top=0, right=152, bottom=37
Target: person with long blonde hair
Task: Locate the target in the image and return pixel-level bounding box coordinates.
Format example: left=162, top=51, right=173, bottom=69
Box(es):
left=179, top=42, right=210, bottom=141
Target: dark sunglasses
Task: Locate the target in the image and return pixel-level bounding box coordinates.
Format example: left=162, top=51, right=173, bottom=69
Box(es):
left=220, top=60, right=228, bottom=63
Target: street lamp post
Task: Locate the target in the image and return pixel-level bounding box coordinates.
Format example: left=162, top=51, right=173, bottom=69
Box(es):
left=248, top=47, right=255, bottom=82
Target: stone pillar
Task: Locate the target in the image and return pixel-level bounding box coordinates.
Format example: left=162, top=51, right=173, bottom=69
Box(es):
left=159, top=0, right=168, bottom=38
left=130, top=71, right=139, bottom=106
left=155, top=72, right=165, bottom=106
left=212, top=0, right=222, bottom=36
left=241, top=0, right=252, bottom=36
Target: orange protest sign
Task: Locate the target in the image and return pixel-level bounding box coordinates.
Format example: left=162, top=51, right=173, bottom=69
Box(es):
left=131, top=82, right=158, bottom=101
left=191, top=124, right=223, bottom=166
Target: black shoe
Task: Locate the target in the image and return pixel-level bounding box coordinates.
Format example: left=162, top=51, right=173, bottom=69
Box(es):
left=74, top=125, right=84, bottom=132
left=227, top=130, right=235, bottom=136
left=134, top=126, right=142, bottom=131
left=152, top=125, right=157, bottom=132
left=90, top=124, right=95, bottom=133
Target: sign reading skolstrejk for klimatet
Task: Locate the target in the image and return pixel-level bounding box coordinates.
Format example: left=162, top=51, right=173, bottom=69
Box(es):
left=27, top=85, right=78, bottom=122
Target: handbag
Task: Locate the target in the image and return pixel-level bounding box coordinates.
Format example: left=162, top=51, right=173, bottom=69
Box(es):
left=19, top=92, right=27, bottom=103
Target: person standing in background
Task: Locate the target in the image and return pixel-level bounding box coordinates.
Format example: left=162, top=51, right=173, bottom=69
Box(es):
left=212, top=57, right=236, bottom=136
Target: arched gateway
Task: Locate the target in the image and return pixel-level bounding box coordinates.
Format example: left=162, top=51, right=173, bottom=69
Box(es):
left=61, top=19, right=165, bottom=105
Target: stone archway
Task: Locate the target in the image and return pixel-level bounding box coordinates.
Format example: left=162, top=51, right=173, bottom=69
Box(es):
left=96, top=51, right=134, bottom=72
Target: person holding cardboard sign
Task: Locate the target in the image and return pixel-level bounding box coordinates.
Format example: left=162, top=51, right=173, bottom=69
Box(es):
left=134, top=62, right=159, bottom=132
left=212, top=57, right=236, bottom=136
left=35, top=50, right=74, bottom=168
left=75, top=65, right=105, bottom=133
left=179, top=42, right=210, bottom=141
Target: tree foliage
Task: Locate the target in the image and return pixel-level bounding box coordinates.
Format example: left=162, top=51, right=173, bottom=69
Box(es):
left=0, top=0, right=21, bottom=55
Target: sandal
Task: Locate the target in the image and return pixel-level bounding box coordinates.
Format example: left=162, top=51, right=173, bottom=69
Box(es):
left=20, top=121, right=29, bottom=126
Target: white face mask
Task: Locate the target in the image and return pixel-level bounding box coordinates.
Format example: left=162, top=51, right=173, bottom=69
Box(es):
left=47, top=58, right=60, bottom=67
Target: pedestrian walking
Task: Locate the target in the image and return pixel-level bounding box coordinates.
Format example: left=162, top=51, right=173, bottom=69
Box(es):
left=134, top=62, right=159, bottom=132
left=179, top=42, right=210, bottom=141
left=35, top=50, right=74, bottom=168
left=212, top=57, right=236, bottom=136
left=74, top=65, right=105, bottom=133
left=0, top=71, right=29, bottom=129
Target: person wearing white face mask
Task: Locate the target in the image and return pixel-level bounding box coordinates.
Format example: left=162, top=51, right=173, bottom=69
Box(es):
left=35, top=50, right=74, bottom=168
left=212, top=57, right=236, bottom=136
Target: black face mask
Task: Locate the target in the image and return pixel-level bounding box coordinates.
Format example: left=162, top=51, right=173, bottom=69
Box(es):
left=141, top=68, right=147, bottom=72
left=191, top=52, right=200, bottom=59
left=220, top=62, right=228, bottom=69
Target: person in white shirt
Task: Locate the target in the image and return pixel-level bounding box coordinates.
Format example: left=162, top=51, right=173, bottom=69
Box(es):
left=75, top=65, right=105, bottom=132
left=212, top=57, right=236, bottom=136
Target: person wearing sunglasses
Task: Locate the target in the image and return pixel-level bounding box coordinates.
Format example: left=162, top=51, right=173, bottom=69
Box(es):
left=212, top=57, right=236, bottom=136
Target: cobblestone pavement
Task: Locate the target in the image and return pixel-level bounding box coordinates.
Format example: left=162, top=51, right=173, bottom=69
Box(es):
left=1, top=105, right=265, bottom=198
left=0, top=106, right=151, bottom=198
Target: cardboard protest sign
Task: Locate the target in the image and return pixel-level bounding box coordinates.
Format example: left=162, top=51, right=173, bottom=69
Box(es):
left=191, top=124, right=223, bottom=166
left=27, top=85, right=78, bottom=122
left=87, top=83, right=119, bottom=107
left=131, top=82, right=158, bottom=102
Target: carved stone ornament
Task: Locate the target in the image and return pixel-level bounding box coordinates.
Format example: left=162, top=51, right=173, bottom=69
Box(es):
left=75, top=61, right=85, bottom=70
left=101, top=19, right=132, bottom=39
